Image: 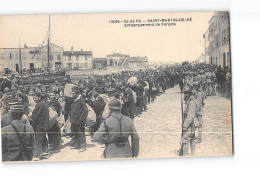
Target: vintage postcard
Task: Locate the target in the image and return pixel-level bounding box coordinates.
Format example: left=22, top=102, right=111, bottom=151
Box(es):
left=0, top=11, right=232, bottom=163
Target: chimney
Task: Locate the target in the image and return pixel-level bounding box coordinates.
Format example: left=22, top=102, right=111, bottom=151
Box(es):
left=24, top=44, right=27, bottom=48
left=71, top=46, right=74, bottom=54
left=81, top=49, right=83, bottom=51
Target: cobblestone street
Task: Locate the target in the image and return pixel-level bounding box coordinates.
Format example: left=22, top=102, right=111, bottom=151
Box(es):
left=45, top=86, right=232, bottom=162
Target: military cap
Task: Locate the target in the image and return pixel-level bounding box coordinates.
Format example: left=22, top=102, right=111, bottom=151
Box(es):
left=107, top=88, right=115, bottom=93
left=183, top=86, right=192, bottom=93
left=37, top=83, right=42, bottom=86
left=199, top=70, right=205, bottom=74
left=4, top=87, right=10, bottom=92
left=192, top=81, right=200, bottom=87
left=10, top=105, right=24, bottom=113
left=108, top=99, right=121, bottom=110
left=11, top=87, right=17, bottom=90
left=6, top=92, right=14, bottom=96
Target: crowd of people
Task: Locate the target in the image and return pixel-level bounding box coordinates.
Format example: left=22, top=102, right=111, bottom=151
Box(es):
left=0, top=62, right=232, bottom=161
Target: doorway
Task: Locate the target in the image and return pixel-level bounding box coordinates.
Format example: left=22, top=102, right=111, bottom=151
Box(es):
left=30, top=63, right=35, bottom=72
left=223, top=53, right=226, bottom=68
left=55, top=62, right=62, bottom=70
left=15, top=64, right=19, bottom=73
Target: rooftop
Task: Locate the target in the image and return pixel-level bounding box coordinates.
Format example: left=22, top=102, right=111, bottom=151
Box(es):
left=107, top=53, right=129, bottom=57
left=63, top=50, right=92, bottom=55
left=127, top=57, right=148, bottom=62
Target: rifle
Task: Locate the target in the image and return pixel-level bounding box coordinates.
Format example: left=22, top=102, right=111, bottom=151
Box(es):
left=178, top=79, right=184, bottom=156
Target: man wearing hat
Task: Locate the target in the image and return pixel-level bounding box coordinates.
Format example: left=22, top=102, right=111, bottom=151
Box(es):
left=1, top=87, right=11, bottom=100
left=102, top=88, right=116, bottom=119
left=35, top=83, right=43, bottom=93
left=69, top=86, right=88, bottom=152
left=29, top=92, right=50, bottom=160
left=93, top=99, right=139, bottom=158
left=121, top=84, right=136, bottom=119
left=2, top=105, right=35, bottom=161
left=46, top=90, right=61, bottom=154
left=179, top=86, right=198, bottom=156
left=211, top=69, right=217, bottom=96
left=11, top=74, right=18, bottom=90
left=89, top=91, right=106, bottom=133
left=193, top=81, right=205, bottom=143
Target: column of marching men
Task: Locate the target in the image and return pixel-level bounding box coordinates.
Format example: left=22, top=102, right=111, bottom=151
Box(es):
left=0, top=63, right=231, bottom=161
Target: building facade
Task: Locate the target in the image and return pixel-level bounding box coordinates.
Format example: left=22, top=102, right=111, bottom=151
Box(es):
left=93, top=58, right=107, bottom=70
left=107, top=53, right=129, bottom=67
left=106, top=52, right=148, bottom=69
left=207, top=11, right=231, bottom=68
left=63, top=49, right=93, bottom=70
left=0, top=43, right=63, bottom=72
left=122, top=56, right=148, bottom=68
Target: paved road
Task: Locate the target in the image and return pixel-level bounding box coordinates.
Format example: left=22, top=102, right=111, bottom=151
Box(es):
left=44, top=86, right=232, bottom=162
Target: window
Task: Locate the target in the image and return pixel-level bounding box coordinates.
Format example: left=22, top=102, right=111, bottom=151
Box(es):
left=68, top=55, right=71, bottom=61
left=85, top=55, right=88, bottom=60
left=9, top=53, right=12, bottom=59
left=49, top=54, right=53, bottom=60
left=57, top=54, right=61, bottom=60
left=76, top=55, right=79, bottom=60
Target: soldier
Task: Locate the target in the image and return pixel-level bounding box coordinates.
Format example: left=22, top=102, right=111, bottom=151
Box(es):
left=181, top=86, right=198, bottom=156
left=193, top=81, right=205, bottom=143
left=200, top=70, right=207, bottom=98
left=2, top=105, right=35, bottom=161
left=205, top=69, right=212, bottom=96
left=93, top=99, right=139, bottom=158
left=211, top=69, right=217, bottom=96
left=1, top=87, right=11, bottom=100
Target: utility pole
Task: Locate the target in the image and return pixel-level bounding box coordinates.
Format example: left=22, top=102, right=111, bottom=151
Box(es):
left=218, top=12, right=221, bottom=67
left=47, top=14, right=51, bottom=70
left=19, top=37, right=22, bottom=73
left=19, top=48, right=22, bottom=73
left=47, top=37, right=50, bottom=69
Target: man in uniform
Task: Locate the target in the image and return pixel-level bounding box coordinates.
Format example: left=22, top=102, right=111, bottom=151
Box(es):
left=211, top=69, right=217, bottom=96
left=200, top=70, right=207, bottom=98
left=2, top=105, right=35, bottom=161
left=181, top=86, right=198, bottom=156
left=93, top=99, right=139, bottom=158
left=193, top=81, right=205, bottom=143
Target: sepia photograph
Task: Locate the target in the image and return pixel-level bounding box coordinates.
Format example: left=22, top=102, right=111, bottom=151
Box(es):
left=0, top=11, right=232, bottom=163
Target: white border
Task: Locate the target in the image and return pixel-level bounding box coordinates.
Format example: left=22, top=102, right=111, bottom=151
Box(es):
left=1, top=0, right=260, bottom=175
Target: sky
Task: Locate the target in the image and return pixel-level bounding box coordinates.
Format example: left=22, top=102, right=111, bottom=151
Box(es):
left=0, top=12, right=213, bottom=62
